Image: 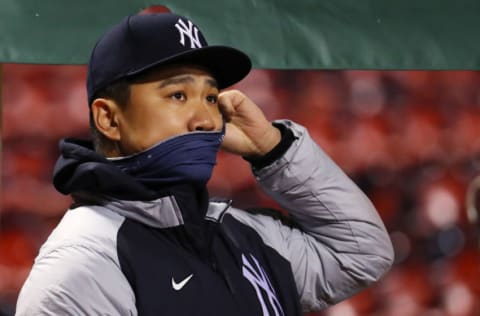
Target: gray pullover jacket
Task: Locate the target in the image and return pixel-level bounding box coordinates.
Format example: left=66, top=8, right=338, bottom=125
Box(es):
left=16, top=121, right=394, bottom=315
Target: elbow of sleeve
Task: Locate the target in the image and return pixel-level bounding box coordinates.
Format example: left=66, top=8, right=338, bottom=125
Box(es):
left=350, top=229, right=395, bottom=285
left=348, top=248, right=394, bottom=292
left=368, top=232, right=395, bottom=282
left=360, top=208, right=395, bottom=282
left=376, top=248, right=394, bottom=282
left=383, top=236, right=395, bottom=274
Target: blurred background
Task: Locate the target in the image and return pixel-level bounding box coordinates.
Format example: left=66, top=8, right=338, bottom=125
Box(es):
left=1, top=65, right=479, bottom=316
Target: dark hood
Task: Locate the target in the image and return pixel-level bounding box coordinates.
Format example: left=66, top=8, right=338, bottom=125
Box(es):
left=53, top=138, right=164, bottom=201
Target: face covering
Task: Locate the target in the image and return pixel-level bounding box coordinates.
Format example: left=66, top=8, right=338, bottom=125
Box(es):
left=110, top=127, right=225, bottom=189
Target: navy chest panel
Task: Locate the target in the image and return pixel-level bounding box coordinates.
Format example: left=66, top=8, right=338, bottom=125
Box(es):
left=117, top=214, right=301, bottom=316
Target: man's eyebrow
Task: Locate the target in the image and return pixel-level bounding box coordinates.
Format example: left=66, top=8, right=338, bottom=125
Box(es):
left=205, top=78, right=218, bottom=88
left=159, top=76, right=195, bottom=88
left=158, top=75, right=218, bottom=89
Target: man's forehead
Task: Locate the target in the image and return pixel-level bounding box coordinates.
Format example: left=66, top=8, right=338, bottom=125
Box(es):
left=134, top=64, right=217, bottom=86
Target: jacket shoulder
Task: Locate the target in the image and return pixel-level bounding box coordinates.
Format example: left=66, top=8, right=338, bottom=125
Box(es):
left=16, top=206, right=136, bottom=315
left=38, top=206, right=124, bottom=259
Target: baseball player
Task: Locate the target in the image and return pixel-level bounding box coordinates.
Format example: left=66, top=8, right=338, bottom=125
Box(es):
left=16, top=12, right=393, bottom=315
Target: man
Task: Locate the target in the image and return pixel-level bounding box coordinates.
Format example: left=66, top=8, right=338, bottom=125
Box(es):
left=16, top=12, right=393, bottom=315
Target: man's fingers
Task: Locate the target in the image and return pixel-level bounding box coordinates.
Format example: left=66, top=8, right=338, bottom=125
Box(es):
left=218, top=98, right=234, bottom=122
left=219, top=90, right=246, bottom=108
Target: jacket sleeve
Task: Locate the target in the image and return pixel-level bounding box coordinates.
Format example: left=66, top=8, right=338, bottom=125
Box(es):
left=229, top=120, right=394, bottom=312
left=15, top=208, right=136, bottom=316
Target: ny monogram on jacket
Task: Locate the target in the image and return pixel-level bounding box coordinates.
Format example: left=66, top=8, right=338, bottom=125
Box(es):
left=242, top=253, right=285, bottom=316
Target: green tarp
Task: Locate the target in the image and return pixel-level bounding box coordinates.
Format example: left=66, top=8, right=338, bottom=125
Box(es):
left=0, top=0, right=479, bottom=69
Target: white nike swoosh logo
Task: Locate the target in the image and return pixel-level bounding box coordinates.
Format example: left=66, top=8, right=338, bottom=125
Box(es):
left=171, top=274, right=194, bottom=291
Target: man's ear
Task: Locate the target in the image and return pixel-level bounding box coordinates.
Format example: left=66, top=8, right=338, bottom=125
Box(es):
left=91, top=98, right=121, bottom=141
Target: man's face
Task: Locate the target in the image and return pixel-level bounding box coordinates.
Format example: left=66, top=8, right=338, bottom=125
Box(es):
left=115, top=65, right=223, bottom=155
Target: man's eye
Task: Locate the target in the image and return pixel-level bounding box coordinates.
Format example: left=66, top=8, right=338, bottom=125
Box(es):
left=171, top=92, right=186, bottom=101
left=206, top=95, right=218, bottom=103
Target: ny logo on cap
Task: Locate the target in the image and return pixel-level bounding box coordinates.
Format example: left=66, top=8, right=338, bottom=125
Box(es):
left=175, top=18, right=202, bottom=48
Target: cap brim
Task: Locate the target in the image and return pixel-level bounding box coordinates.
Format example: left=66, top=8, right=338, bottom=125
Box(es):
left=125, top=46, right=252, bottom=89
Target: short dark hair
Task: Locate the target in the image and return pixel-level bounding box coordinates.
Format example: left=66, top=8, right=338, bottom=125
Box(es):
left=88, top=65, right=172, bottom=154
left=89, top=78, right=131, bottom=154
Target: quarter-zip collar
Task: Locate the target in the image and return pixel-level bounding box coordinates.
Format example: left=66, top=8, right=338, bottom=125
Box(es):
left=53, top=138, right=213, bottom=228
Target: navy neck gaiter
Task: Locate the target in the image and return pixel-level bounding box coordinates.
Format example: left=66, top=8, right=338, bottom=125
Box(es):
left=110, top=127, right=224, bottom=190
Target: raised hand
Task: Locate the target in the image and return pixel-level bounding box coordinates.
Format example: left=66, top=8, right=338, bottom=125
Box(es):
left=218, top=90, right=281, bottom=158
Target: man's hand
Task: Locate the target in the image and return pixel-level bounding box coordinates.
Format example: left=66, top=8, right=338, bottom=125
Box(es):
left=218, top=90, right=281, bottom=158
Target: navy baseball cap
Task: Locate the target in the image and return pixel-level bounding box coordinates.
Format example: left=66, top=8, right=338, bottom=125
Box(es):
left=87, top=13, right=252, bottom=105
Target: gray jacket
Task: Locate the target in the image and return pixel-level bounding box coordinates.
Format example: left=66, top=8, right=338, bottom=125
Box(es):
left=16, top=120, right=394, bottom=315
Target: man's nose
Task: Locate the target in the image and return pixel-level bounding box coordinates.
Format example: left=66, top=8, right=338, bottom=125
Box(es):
left=188, top=102, right=218, bottom=131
